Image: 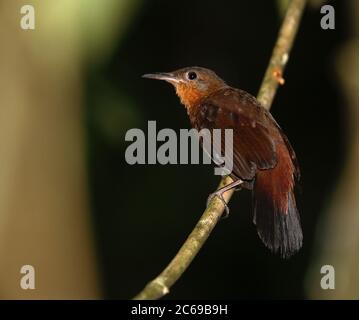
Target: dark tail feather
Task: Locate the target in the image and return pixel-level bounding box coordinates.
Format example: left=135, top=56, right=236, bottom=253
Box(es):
left=253, top=177, right=303, bottom=259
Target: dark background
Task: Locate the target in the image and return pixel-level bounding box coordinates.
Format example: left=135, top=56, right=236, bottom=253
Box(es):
left=86, top=0, right=347, bottom=299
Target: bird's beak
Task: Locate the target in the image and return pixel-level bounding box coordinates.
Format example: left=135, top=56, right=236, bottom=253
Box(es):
left=142, top=72, right=180, bottom=84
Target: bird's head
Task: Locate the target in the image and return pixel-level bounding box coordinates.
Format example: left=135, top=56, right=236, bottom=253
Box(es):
left=143, top=67, right=227, bottom=109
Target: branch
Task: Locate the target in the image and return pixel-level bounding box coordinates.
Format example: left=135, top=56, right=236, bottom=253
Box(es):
left=133, top=0, right=307, bottom=300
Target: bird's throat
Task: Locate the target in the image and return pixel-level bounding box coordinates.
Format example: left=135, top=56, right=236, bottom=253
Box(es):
left=175, top=85, right=204, bottom=111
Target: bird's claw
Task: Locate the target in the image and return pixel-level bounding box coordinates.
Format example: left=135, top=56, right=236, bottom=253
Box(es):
left=206, top=192, right=230, bottom=219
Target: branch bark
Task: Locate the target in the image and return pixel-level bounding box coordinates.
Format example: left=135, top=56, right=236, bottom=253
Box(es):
left=134, top=0, right=307, bottom=300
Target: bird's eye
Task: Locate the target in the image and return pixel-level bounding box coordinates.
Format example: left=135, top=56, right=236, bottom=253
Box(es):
left=187, top=71, right=197, bottom=80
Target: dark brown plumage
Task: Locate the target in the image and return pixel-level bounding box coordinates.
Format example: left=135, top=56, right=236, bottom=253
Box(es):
left=143, top=66, right=302, bottom=258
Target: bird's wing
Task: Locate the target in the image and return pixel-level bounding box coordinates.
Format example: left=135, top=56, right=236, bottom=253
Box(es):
left=192, top=87, right=277, bottom=181
left=266, top=111, right=300, bottom=180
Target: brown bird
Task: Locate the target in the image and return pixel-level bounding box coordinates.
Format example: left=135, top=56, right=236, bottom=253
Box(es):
left=143, top=67, right=302, bottom=258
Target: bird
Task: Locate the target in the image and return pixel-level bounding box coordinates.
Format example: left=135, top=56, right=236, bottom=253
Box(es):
left=143, top=66, right=302, bottom=258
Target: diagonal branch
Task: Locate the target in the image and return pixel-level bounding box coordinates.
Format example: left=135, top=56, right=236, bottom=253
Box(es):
left=134, top=0, right=307, bottom=300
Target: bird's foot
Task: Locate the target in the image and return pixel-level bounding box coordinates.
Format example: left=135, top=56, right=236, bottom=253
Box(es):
left=206, top=191, right=230, bottom=219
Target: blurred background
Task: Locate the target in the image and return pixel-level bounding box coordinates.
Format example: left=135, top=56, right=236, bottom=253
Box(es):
left=0, top=0, right=358, bottom=299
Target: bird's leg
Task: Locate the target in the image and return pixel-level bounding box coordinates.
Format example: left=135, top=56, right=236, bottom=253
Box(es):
left=233, top=179, right=251, bottom=192
left=207, top=179, right=243, bottom=219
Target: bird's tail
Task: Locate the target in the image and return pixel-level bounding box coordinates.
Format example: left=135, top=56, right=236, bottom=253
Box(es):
left=252, top=158, right=303, bottom=258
